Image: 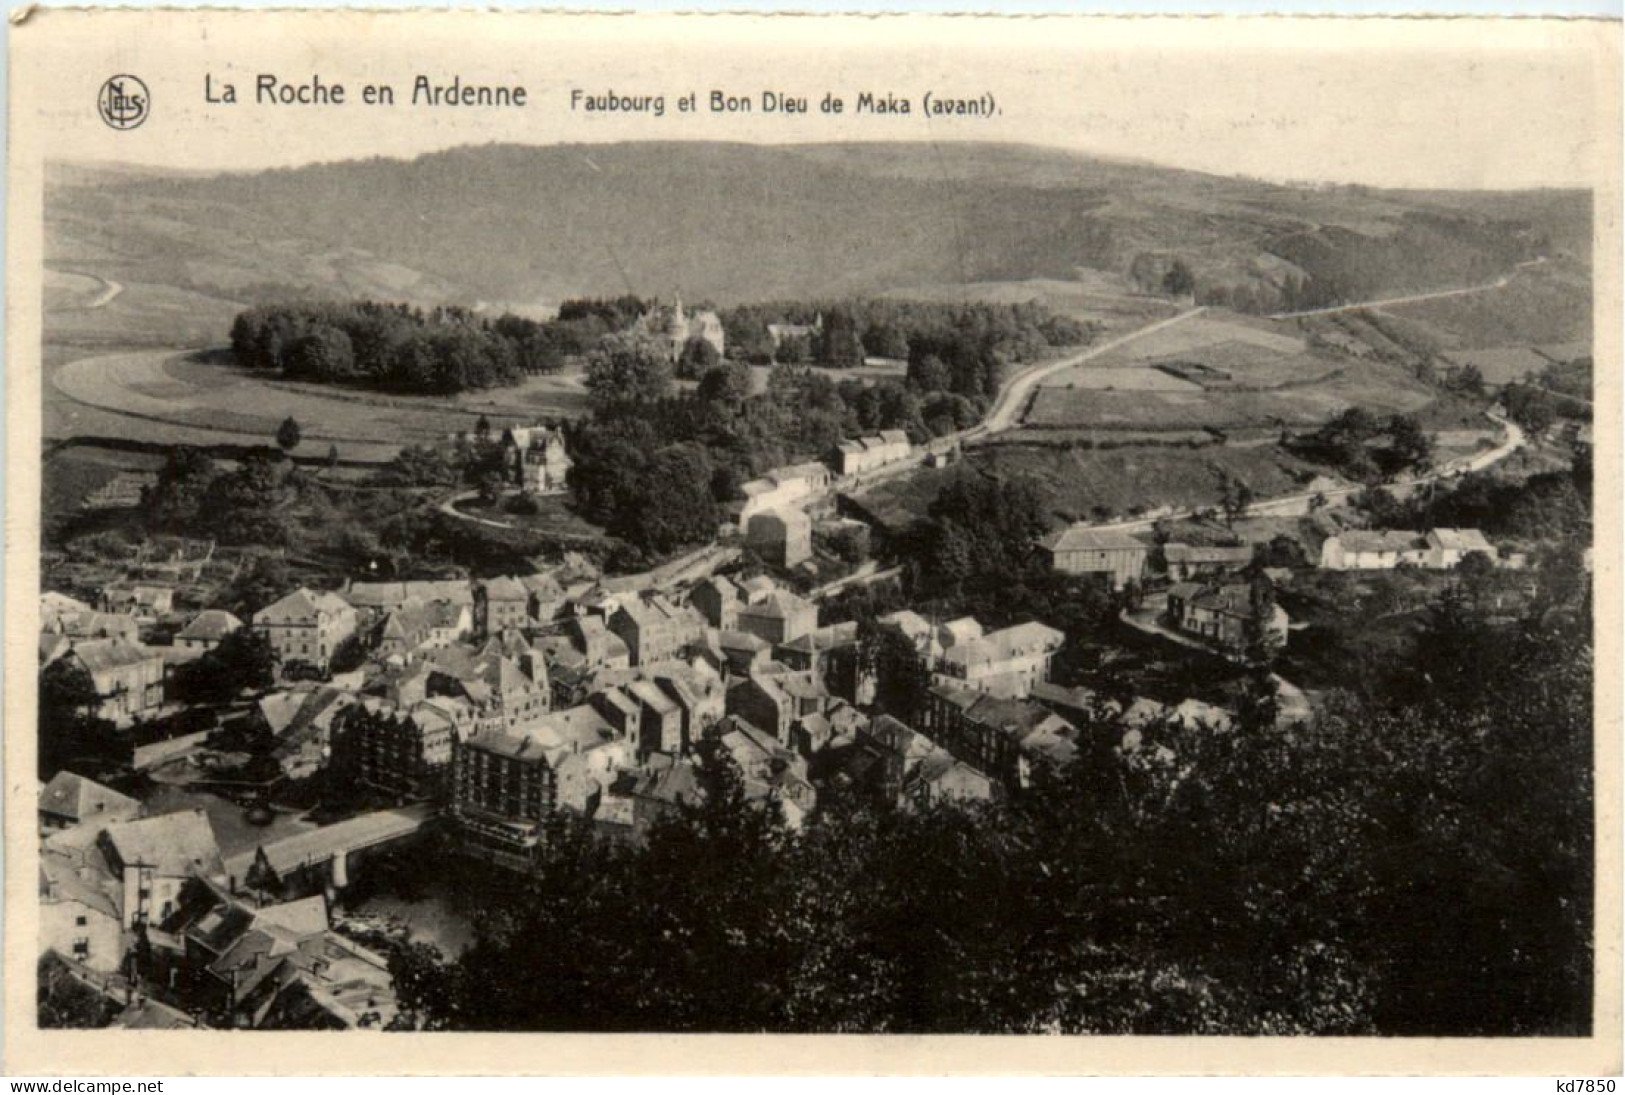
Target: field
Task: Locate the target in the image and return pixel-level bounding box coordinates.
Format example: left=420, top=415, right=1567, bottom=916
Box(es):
left=1026, top=309, right=1485, bottom=433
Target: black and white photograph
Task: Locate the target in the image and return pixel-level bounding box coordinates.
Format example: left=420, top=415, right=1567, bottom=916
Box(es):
left=8, top=8, right=1619, bottom=1075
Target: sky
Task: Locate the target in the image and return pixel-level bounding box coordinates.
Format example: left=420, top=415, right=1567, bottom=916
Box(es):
left=12, top=10, right=1617, bottom=190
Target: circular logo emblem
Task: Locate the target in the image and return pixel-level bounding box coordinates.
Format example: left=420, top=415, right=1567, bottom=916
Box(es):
left=97, top=75, right=149, bottom=131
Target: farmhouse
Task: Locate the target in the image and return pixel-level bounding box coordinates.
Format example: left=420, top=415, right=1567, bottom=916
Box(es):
left=1320, top=528, right=1497, bottom=571
left=830, top=430, right=911, bottom=477
left=1038, top=526, right=1150, bottom=590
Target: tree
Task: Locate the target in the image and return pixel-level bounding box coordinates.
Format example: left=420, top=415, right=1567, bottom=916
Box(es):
left=1383, top=414, right=1433, bottom=476
left=380, top=444, right=457, bottom=489
left=816, top=308, right=866, bottom=369
left=585, top=332, right=674, bottom=410
left=172, top=628, right=276, bottom=705
left=858, top=621, right=933, bottom=721
left=477, top=470, right=504, bottom=507
left=276, top=416, right=303, bottom=454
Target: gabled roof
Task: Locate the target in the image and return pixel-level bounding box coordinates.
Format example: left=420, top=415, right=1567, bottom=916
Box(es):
left=482, top=576, right=529, bottom=601
left=103, top=809, right=224, bottom=879
left=939, top=621, right=1064, bottom=670
left=255, top=588, right=352, bottom=626
left=1430, top=528, right=1495, bottom=552
left=40, top=770, right=140, bottom=825
left=177, top=609, right=242, bottom=642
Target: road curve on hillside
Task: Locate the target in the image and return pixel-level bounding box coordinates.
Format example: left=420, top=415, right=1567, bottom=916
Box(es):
left=983, top=306, right=1208, bottom=432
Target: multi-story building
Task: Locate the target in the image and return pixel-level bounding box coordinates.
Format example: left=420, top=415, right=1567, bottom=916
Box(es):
left=452, top=702, right=620, bottom=869
left=335, top=698, right=455, bottom=802
left=690, top=575, right=743, bottom=630
left=478, top=576, right=532, bottom=636
left=919, top=685, right=1080, bottom=791
left=1166, top=583, right=1290, bottom=655
left=253, top=588, right=358, bottom=672
left=632, top=296, right=726, bottom=361
left=746, top=509, right=813, bottom=567
left=95, top=809, right=226, bottom=927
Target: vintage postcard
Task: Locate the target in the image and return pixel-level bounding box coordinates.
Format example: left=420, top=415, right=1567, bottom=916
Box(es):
left=5, top=8, right=1621, bottom=1076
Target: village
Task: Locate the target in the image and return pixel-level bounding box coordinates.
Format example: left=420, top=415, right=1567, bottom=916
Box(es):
left=36, top=340, right=1535, bottom=1030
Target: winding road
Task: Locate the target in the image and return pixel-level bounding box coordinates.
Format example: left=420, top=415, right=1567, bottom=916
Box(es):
left=1269, top=256, right=1548, bottom=321
left=982, top=306, right=1207, bottom=432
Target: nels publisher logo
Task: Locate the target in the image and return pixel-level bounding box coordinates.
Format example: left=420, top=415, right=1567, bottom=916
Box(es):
left=97, top=74, right=149, bottom=131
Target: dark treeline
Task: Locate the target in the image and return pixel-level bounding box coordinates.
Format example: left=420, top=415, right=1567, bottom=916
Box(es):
left=229, top=297, right=651, bottom=393
left=1193, top=212, right=1548, bottom=314
left=392, top=545, right=1592, bottom=1034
